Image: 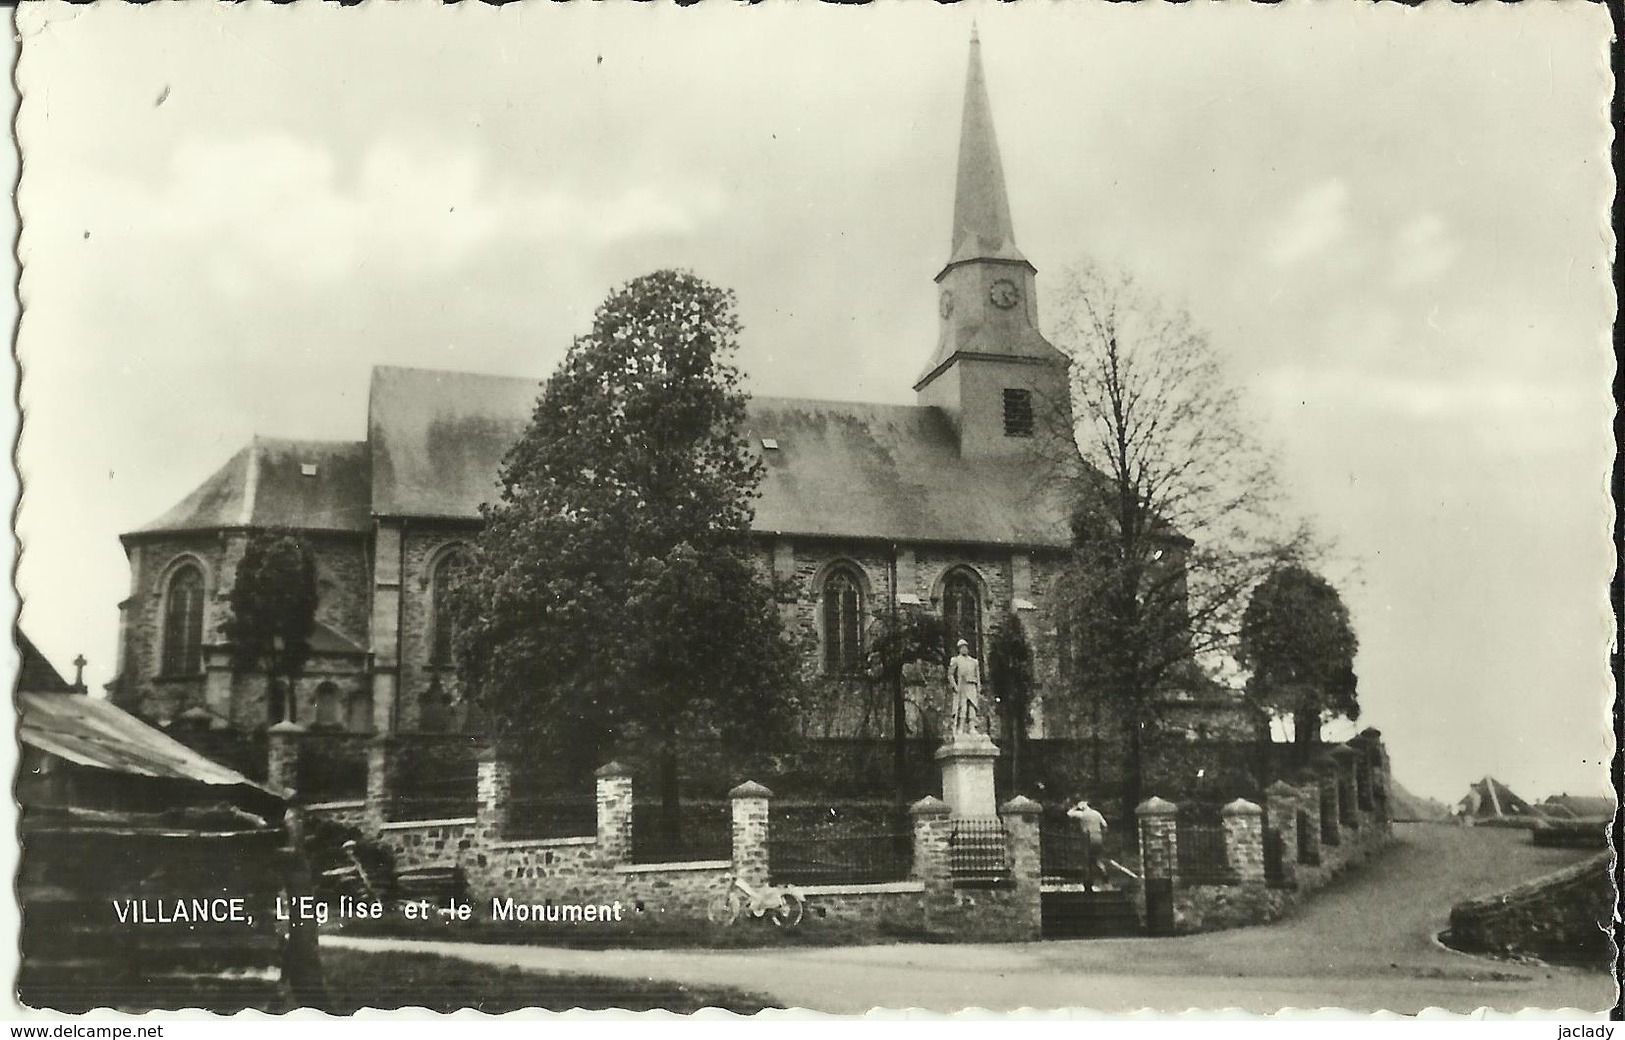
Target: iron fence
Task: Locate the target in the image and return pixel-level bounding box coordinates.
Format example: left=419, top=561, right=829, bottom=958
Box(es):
left=293, top=736, right=369, bottom=804
left=386, top=736, right=482, bottom=821
left=506, top=794, right=597, bottom=841
left=949, top=816, right=1009, bottom=885
left=390, top=776, right=478, bottom=821
left=1262, top=823, right=1286, bottom=886
left=1319, top=786, right=1341, bottom=845
left=768, top=803, right=912, bottom=885
left=631, top=801, right=732, bottom=864
left=1040, top=824, right=1096, bottom=883
left=504, top=766, right=598, bottom=841
left=1296, top=809, right=1320, bottom=865
left=1040, top=806, right=1135, bottom=883
left=1176, top=818, right=1234, bottom=885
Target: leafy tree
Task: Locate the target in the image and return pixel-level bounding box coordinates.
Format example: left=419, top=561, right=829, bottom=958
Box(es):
left=221, top=531, right=319, bottom=725
left=864, top=605, right=950, bottom=793
left=1238, top=565, right=1359, bottom=755
left=446, top=270, right=797, bottom=828
left=987, top=611, right=1035, bottom=789
left=1044, top=261, right=1311, bottom=822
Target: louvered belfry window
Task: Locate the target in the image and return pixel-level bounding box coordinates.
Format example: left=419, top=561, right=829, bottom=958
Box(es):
left=1003, top=388, right=1034, bottom=437
left=822, top=567, right=865, bottom=675
left=161, top=565, right=205, bottom=676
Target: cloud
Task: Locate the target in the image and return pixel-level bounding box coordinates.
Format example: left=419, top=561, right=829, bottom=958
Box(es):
left=1259, top=364, right=1587, bottom=425
left=27, top=133, right=727, bottom=292
left=1389, top=212, right=1461, bottom=287
left=1264, top=178, right=1352, bottom=267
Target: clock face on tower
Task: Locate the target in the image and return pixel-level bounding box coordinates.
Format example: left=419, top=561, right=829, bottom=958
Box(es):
left=939, top=290, right=954, bottom=319
left=989, top=278, right=1020, bottom=310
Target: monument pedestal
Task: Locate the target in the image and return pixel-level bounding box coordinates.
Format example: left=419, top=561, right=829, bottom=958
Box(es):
left=934, top=733, right=1001, bottom=818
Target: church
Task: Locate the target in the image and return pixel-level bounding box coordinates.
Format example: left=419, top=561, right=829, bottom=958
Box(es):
left=109, top=35, right=1254, bottom=753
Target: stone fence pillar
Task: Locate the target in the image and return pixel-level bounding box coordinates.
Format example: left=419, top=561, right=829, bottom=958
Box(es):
left=911, top=796, right=952, bottom=883
left=1221, top=798, right=1266, bottom=885
left=1137, top=796, right=1178, bottom=937
left=1352, top=728, right=1391, bottom=828
left=999, top=795, right=1043, bottom=939
left=910, top=796, right=952, bottom=934
left=363, top=735, right=394, bottom=833
left=730, top=781, right=773, bottom=888
left=1329, top=744, right=1361, bottom=831
left=594, top=761, right=634, bottom=866
left=1264, top=780, right=1301, bottom=887
left=1353, top=755, right=1374, bottom=813
left=1360, top=729, right=1394, bottom=834
left=266, top=720, right=305, bottom=796
left=1296, top=778, right=1324, bottom=865
left=1313, top=757, right=1341, bottom=847
left=1137, top=796, right=1179, bottom=883
left=476, top=748, right=513, bottom=844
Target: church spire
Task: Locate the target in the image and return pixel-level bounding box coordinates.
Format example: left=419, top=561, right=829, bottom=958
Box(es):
left=915, top=30, right=1067, bottom=456
left=941, top=28, right=1030, bottom=276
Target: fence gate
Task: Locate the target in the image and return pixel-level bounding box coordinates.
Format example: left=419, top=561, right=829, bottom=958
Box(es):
left=1038, top=808, right=1140, bottom=939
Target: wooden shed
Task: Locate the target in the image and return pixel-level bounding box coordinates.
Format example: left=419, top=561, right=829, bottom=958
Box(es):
left=18, top=691, right=323, bottom=1012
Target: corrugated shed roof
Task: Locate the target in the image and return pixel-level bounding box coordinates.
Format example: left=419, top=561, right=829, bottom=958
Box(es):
left=19, top=693, right=280, bottom=795
left=368, top=365, right=1074, bottom=546
left=131, top=439, right=370, bottom=536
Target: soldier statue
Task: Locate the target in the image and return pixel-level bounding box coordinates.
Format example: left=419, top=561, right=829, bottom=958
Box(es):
left=948, top=638, right=982, bottom=735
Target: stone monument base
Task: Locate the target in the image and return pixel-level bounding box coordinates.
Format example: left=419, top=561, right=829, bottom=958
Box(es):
left=934, top=732, right=1001, bottom=818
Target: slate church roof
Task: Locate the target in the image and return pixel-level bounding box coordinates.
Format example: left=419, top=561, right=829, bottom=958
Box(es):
left=368, top=366, right=1076, bottom=548
left=130, top=364, right=1077, bottom=550
left=130, top=437, right=370, bottom=537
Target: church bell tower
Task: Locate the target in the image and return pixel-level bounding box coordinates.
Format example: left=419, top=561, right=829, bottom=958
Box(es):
left=916, top=29, right=1071, bottom=460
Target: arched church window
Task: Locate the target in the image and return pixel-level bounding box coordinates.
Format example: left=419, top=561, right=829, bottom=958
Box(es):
left=430, top=549, right=468, bottom=666
left=161, top=564, right=205, bottom=676
left=821, top=566, right=865, bottom=675
left=943, top=570, right=983, bottom=660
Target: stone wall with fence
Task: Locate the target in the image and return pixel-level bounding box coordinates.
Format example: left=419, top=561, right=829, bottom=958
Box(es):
left=1135, top=729, right=1395, bottom=934
left=274, top=728, right=1045, bottom=940
left=272, top=725, right=1393, bottom=940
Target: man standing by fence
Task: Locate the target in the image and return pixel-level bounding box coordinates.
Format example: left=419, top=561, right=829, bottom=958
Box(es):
left=1067, top=798, right=1110, bottom=890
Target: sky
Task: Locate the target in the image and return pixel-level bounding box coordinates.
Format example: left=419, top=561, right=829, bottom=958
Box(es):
left=11, top=1, right=1615, bottom=804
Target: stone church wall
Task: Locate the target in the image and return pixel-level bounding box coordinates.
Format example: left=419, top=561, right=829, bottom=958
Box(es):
left=761, top=536, right=1097, bottom=742
left=394, top=521, right=480, bottom=732
left=308, top=533, right=372, bottom=656
left=117, top=530, right=370, bottom=729
left=115, top=533, right=229, bottom=720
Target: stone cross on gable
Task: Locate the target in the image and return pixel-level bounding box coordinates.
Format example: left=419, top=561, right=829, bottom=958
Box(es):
left=71, top=654, right=87, bottom=692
